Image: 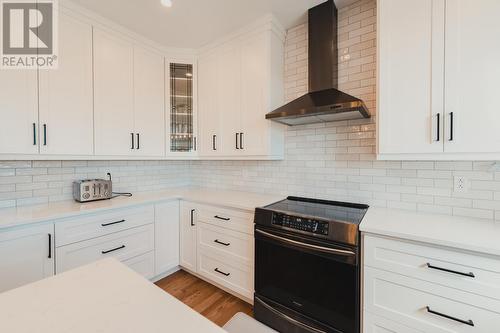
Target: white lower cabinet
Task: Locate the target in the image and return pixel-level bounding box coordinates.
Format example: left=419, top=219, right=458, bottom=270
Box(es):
left=363, top=234, right=500, bottom=333
left=56, top=224, right=155, bottom=274
left=154, top=201, right=180, bottom=276
left=0, top=224, right=54, bottom=293
left=179, top=201, right=254, bottom=301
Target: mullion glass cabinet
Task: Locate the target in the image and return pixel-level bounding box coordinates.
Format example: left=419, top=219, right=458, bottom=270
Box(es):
left=166, top=60, right=197, bottom=155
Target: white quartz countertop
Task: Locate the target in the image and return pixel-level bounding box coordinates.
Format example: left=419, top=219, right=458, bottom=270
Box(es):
left=360, top=207, right=500, bottom=256
left=0, top=258, right=226, bottom=333
left=0, top=187, right=283, bottom=230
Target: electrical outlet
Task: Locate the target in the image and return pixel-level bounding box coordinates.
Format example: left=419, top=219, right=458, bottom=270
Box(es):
left=454, top=176, right=468, bottom=193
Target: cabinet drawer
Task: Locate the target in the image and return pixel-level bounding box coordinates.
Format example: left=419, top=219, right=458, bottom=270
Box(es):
left=363, top=311, right=424, bottom=333
left=123, top=251, right=155, bottom=279
left=198, top=222, right=253, bottom=267
left=364, top=267, right=500, bottom=333
left=195, top=204, right=253, bottom=235
left=364, top=234, right=500, bottom=300
left=55, top=205, right=154, bottom=247
left=56, top=224, right=154, bottom=274
left=197, top=251, right=253, bottom=299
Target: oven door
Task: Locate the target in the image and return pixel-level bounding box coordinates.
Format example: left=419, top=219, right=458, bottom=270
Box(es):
left=254, top=226, right=359, bottom=333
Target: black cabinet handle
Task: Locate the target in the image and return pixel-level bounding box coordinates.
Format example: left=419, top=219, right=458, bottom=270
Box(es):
left=214, top=268, right=230, bottom=276
left=48, top=234, right=52, bottom=259
left=426, top=307, right=474, bottom=327
left=426, top=263, right=474, bottom=278
left=235, top=133, right=240, bottom=149
left=190, top=209, right=195, bottom=226
left=136, top=133, right=140, bottom=149
left=436, top=114, right=440, bottom=142
left=33, top=123, right=37, bottom=145
left=212, top=135, right=217, bottom=151
left=43, top=124, right=47, bottom=146
left=193, top=137, right=197, bottom=151
left=449, top=112, right=454, bottom=141
left=101, top=245, right=125, bottom=254
left=131, top=133, right=135, bottom=149
left=101, top=219, right=126, bottom=227
left=214, top=215, right=230, bottom=221
left=240, top=132, right=244, bottom=149
left=214, top=239, right=230, bottom=246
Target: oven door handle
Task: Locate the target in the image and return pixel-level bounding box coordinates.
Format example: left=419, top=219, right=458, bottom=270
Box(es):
left=255, top=229, right=356, bottom=257
left=255, top=296, right=327, bottom=333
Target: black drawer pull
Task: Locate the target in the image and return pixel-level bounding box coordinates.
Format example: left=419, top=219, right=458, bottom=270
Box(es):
left=436, top=113, right=440, bottom=142
left=426, top=306, right=474, bottom=327
left=33, top=123, right=37, bottom=145
left=101, top=219, right=126, bottom=227
left=214, top=215, right=230, bottom=221
left=214, top=239, right=230, bottom=246
left=101, top=245, right=125, bottom=254
left=426, top=263, right=475, bottom=278
left=214, top=268, right=230, bottom=276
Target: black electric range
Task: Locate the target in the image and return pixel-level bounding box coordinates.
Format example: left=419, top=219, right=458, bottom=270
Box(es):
left=254, top=196, right=369, bottom=333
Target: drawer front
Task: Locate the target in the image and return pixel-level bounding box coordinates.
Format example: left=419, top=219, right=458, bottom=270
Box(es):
left=197, top=251, right=253, bottom=299
left=364, top=267, right=500, bottom=333
left=198, top=222, right=253, bottom=267
left=364, top=234, right=500, bottom=300
left=363, top=311, right=424, bottom=333
left=195, top=203, right=253, bottom=235
left=56, top=224, right=154, bottom=274
left=55, top=205, right=154, bottom=247
left=123, top=251, right=155, bottom=279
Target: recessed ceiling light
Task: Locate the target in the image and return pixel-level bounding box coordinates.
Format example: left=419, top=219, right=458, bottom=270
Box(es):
left=161, top=0, right=172, bottom=7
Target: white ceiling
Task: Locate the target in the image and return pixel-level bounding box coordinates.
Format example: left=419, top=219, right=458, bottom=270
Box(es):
left=70, top=0, right=357, bottom=49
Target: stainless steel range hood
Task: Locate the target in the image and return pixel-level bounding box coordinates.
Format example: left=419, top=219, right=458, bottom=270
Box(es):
left=266, top=0, right=370, bottom=126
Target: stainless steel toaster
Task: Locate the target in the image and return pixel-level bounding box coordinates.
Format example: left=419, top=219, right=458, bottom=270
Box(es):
left=73, top=179, right=112, bottom=202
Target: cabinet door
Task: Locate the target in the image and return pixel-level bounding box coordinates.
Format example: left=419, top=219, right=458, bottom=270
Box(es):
left=179, top=202, right=197, bottom=272
left=166, top=61, right=197, bottom=155
left=133, top=47, right=165, bottom=157
left=93, top=29, right=134, bottom=156
left=198, top=53, right=222, bottom=155
left=38, top=13, right=93, bottom=156
left=154, top=201, right=180, bottom=276
left=444, top=0, right=500, bottom=153
left=0, top=224, right=54, bottom=293
left=218, top=44, right=242, bottom=155
left=377, top=0, right=445, bottom=155
left=0, top=71, right=38, bottom=155
left=240, top=32, right=269, bottom=155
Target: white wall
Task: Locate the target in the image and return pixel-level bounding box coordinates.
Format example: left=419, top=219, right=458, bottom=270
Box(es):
left=190, top=0, right=500, bottom=222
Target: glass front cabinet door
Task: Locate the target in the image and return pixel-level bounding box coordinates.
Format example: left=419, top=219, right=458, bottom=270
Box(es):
left=166, top=60, right=197, bottom=156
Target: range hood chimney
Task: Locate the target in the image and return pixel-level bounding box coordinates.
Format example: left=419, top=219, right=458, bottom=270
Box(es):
left=266, top=0, right=370, bottom=126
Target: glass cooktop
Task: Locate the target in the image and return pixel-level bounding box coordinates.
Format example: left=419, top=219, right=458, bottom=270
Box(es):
left=264, top=196, right=369, bottom=225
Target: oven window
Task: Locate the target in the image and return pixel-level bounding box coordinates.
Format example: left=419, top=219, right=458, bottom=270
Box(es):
left=255, top=234, right=358, bottom=333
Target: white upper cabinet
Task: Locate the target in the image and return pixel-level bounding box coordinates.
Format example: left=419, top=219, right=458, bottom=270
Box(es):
left=443, top=0, right=500, bottom=154
left=38, top=12, right=94, bottom=156
left=378, top=0, right=500, bottom=160
left=198, top=52, right=223, bottom=156
left=377, top=0, right=445, bottom=156
left=93, top=29, right=135, bottom=156
left=133, top=47, right=165, bottom=157
left=0, top=71, right=38, bottom=155
left=198, top=18, right=285, bottom=159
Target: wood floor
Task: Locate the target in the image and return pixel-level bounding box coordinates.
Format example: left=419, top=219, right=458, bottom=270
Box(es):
left=155, top=269, right=253, bottom=327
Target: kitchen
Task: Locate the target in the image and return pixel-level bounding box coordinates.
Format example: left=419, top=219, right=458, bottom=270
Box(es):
left=0, top=0, right=499, bottom=332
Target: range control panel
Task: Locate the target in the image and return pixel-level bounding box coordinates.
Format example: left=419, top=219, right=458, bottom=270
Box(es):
left=272, top=213, right=329, bottom=235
